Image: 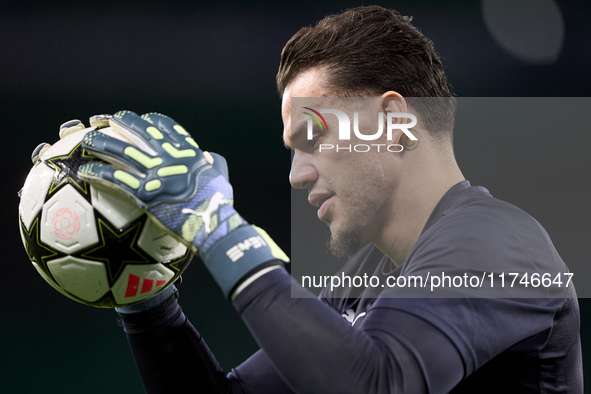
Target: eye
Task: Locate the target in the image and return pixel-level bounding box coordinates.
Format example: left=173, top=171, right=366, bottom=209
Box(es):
left=308, top=134, right=321, bottom=148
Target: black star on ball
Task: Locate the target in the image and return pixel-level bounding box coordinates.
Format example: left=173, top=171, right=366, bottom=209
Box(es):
left=80, top=217, right=152, bottom=285
left=46, top=143, right=97, bottom=197
left=20, top=217, right=63, bottom=279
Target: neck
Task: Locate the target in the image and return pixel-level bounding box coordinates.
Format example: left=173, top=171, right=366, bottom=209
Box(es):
left=374, top=150, right=464, bottom=265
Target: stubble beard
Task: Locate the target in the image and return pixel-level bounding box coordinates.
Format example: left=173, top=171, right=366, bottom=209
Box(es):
left=327, top=226, right=362, bottom=259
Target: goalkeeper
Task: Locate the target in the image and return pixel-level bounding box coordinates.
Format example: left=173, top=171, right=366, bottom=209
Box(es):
left=67, top=6, right=580, bottom=393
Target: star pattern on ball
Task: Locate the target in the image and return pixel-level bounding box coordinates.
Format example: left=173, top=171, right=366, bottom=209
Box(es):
left=80, top=217, right=152, bottom=284
left=46, top=143, right=97, bottom=196
left=167, top=250, right=194, bottom=275
left=20, top=217, right=63, bottom=279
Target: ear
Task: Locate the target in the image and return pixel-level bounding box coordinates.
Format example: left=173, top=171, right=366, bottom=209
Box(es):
left=381, top=91, right=407, bottom=113
left=381, top=91, right=410, bottom=145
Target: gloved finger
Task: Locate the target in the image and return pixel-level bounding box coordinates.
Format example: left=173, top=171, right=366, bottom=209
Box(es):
left=139, top=112, right=198, bottom=147
left=79, top=159, right=198, bottom=207
left=78, top=161, right=147, bottom=207
left=82, top=130, right=153, bottom=176
left=89, top=114, right=111, bottom=129
left=110, top=111, right=177, bottom=152
left=206, top=152, right=230, bottom=181
left=90, top=113, right=158, bottom=156
left=114, top=111, right=203, bottom=166
left=31, top=142, right=51, bottom=164
left=91, top=113, right=149, bottom=149
left=111, top=111, right=200, bottom=155
left=59, top=119, right=86, bottom=139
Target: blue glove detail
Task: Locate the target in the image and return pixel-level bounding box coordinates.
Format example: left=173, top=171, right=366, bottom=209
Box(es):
left=79, top=111, right=289, bottom=299
left=79, top=111, right=245, bottom=253
left=80, top=111, right=211, bottom=207
left=202, top=225, right=283, bottom=297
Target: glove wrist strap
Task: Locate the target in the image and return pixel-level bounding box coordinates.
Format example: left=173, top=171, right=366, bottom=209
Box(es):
left=202, top=225, right=289, bottom=298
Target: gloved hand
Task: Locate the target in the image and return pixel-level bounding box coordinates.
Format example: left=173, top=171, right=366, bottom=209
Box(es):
left=30, top=119, right=92, bottom=165
left=22, top=119, right=103, bottom=198
left=78, top=111, right=289, bottom=299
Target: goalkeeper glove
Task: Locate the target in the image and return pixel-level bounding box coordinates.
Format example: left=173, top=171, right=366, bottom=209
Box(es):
left=78, top=111, right=289, bottom=299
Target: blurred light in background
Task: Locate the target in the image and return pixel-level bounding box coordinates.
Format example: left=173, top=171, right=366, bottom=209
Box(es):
left=482, top=0, right=565, bottom=64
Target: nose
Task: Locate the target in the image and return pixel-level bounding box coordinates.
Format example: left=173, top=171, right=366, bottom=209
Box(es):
left=289, top=151, right=318, bottom=190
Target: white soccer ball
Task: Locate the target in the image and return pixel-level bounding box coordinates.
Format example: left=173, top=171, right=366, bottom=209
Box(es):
left=18, top=128, right=194, bottom=307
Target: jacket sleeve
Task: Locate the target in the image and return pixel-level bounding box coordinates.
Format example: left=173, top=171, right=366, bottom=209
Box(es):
left=118, top=289, right=294, bottom=394
left=232, top=268, right=465, bottom=394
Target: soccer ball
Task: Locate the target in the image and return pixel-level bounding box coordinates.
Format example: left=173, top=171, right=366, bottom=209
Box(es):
left=18, top=128, right=194, bottom=308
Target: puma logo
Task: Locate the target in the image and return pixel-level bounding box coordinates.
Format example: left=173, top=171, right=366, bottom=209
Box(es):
left=182, top=192, right=230, bottom=234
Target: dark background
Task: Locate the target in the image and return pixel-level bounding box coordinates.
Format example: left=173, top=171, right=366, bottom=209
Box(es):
left=2, top=1, right=589, bottom=392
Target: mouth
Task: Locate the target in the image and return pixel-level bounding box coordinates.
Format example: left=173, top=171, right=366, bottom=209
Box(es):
left=317, top=195, right=335, bottom=221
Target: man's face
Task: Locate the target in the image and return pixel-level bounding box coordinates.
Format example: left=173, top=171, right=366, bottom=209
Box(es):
left=282, top=69, right=399, bottom=258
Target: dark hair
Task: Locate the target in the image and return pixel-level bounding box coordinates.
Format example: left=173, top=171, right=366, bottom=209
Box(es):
left=277, top=5, right=456, bottom=140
